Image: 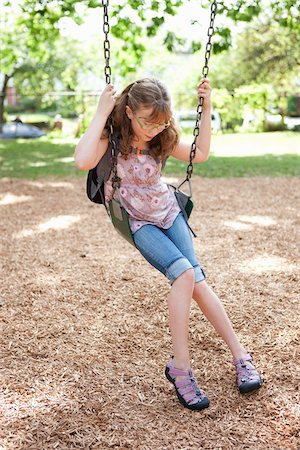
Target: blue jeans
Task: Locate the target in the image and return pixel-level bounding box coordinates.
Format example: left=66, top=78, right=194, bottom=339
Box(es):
left=133, top=212, right=206, bottom=284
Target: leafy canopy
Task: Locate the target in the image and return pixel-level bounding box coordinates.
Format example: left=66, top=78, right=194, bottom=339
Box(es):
left=18, top=0, right=300, bottom=68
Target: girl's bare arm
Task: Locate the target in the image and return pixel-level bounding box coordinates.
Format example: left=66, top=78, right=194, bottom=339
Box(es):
left=171, top=78, right=212, bottom=163
left=74, top=84, right=116, bottom=171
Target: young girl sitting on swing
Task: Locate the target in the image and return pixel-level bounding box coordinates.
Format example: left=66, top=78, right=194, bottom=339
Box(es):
left=74, top=78, right=262, bottom=411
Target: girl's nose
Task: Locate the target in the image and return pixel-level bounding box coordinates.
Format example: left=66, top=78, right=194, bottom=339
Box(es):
left=146, top=131, right=157, bottom=139
left=150, top=127, right=161, bottom=136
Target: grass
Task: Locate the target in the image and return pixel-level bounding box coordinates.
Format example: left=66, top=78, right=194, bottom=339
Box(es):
left=181, top=130, right=300, bottom=156
left=8, top=112, right=54, bottom=123
left=0, top=137, right=82, bottom=179
left=165, top=154, right=300, bottom=177
left=0, top=132, right=299, bottom=179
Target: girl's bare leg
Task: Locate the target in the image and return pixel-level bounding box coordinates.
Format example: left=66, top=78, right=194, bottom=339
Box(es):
left=167, top=269, right=195, bottom=371
left=192, top=281, right=248, bottom=359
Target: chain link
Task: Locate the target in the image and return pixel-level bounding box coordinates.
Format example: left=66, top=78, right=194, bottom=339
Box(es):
left=102, top=0, right=112, bottom=85
left=102, top=1, right=121, bottom=189
left=102, top=0, right=217, bottom=185
left=187, top=0, right=218, bottom=180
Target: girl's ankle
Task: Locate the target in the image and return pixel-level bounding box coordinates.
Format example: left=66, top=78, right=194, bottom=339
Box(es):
left=172, top=357, right=191, bottom=371
left=232, top=349, right=249, bottom=360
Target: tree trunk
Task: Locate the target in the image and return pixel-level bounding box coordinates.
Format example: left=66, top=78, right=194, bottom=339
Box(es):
left=0, top=74, right=11, bottom=124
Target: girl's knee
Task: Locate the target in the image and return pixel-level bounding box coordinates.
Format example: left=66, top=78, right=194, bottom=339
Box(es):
left=175, top=268, right=195, bottom=285
left=196, top=279, right=208, bottom=288
left=194, top=279, right=209, bottom=295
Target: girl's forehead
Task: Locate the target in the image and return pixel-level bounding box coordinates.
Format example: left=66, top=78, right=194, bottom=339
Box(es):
left=136, top=106, right=170, bottom=122
left=136, top=107, right=154, bottom=118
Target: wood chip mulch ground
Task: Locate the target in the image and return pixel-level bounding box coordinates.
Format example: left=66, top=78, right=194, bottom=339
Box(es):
left=0, top=176, right=299, bottom=450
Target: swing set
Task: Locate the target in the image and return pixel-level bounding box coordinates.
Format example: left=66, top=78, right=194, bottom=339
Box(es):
left=87, top=0, right=218, bottom=246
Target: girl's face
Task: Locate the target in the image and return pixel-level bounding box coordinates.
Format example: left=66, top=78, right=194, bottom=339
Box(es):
left=126, top=106, right=170, bottom=143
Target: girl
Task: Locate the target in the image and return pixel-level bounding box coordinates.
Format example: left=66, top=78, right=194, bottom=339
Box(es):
left=74, top=78, right=262, bottom=411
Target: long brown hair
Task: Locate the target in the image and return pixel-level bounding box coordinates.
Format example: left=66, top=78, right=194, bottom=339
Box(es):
left=110, top=78, right=179, bottom=160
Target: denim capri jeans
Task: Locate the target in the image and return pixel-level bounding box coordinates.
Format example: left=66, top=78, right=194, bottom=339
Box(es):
left=133, top=212, right=206, bottom=284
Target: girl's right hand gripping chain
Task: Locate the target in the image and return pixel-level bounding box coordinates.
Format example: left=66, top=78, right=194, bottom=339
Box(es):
left=97, top=84, right=117, bottom=118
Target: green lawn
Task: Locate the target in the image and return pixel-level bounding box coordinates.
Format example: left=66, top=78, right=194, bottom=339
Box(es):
left=181, top=130, right=300, bottom=156
left=0, top=132, right=299, bottom=179
left=165, top=154, right=299, bottom=177
left=0, top=137, right=82, bottom=178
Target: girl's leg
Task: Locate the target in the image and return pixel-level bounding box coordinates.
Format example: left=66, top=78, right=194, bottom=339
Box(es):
left=166, top=269, right=210, bottom=410
left=192, top=281, right=248, bottom=359
left=162, top=214, right=248, bottom=359
left=167, top=269, right=195, bottom=371
left=133, top=221, right=197, bottom=370
left=193, top=281, right=263, bottom=393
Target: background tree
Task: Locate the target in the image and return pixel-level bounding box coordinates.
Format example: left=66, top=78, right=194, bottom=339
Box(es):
left=227, top=22, right=299, bottom=87
left=13, top=39, right=100, bottom=115
left=0, top=1, right=101, bottom=122
left=1, top=0, right=299, bottom=123
left=210, top=20, right=300, bottom=127
left=21, top=0, right=300, bottom=59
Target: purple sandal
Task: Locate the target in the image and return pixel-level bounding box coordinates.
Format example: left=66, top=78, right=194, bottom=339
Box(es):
left=233, top=353, right=263, bottom=393
left=165, top=359, right=209, bottom=411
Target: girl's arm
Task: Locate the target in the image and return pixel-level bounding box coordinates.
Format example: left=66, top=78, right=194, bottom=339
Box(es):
left=74, top=84, right=117, bottom=171
left=171, top=78, right=212, bottom=163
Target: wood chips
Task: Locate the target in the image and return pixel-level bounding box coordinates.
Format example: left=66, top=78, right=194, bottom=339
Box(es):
left=0, top=176, right=299, bottom=450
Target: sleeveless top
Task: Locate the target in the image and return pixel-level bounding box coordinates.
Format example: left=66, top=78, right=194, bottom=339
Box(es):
left=104, top=151, right=180, bottom=234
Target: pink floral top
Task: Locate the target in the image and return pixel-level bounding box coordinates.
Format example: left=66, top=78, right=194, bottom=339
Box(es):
left=104, top=152, right=180, bottom=233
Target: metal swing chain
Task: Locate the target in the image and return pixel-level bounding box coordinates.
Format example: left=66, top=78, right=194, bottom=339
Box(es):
left=102, top=0, right=120, bottom=190
left=186, top=0, right=218, bottom=180
left=103, top=0, right=111, bottom=85
left=102, top=0, right=217, bottom=185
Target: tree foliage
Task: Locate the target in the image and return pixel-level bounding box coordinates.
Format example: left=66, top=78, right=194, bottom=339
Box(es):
left=211, top=21, right=300, bottom=90
left=19, top=0, right=300, bottom=60
left=0, top=1, right=100, bottom=121
left=1, top=0, right=299, bottom=123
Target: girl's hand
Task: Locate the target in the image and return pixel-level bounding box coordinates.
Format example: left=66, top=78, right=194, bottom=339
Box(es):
left=197, top=78, right=212, bottom=110
left=96, top=83, right=117, bottom=118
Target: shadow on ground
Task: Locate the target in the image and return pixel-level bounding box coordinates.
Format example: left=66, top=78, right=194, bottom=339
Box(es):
left=0, top=176, right=299, bottom=449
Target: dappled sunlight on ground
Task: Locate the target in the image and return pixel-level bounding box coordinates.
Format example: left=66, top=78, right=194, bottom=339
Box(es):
left=223, top=220, right=253, bottom=231
left=211, top=132, right=300, bottom=157
left=161, top=176, right=179, bottom=184
left=54, top=157, right=74, bottom=163
left=237, top=215, right=277, bottom=226
left=1, top=386, right=74, bottom=424
left=25, top=180, right=75, bottom=189
left=238, top=255, right=298, bottom=274
left=46, top=137, right=79, bottom=145
left=28, top=162, right=48, bottom=167
left=13, top=215, right=81, bottom=238
left=273, top=327, right=299, bottom=348
left=35, top=272, right=64, bottom=287
left=1, top=176, right=299, bottom=449
left=0, top=193, right=32, bottom=206
left=224, top=214, right=278, bottom=231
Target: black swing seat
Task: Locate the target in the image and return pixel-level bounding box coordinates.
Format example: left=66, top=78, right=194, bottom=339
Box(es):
left=109, top=195, right=136, bottom=246
left=171, top=179, right=197, bottom=237
left=108, top=180, right=195, bottom=247
left=87, top=149, right=196, bottom=246
left=170, top=179, right=194, bottom=220
left=86, top=0, right=217, bottom=246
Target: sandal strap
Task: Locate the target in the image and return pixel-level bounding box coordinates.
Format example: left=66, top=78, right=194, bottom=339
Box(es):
left=167, top=362, right=206, bottom=405
left=236, top=367, right=260, bottom=381
left=232, top=353, right=253, bottom=366
left=233, top=354, right=261, bottom=383
left=168, top=366, right=191, bottom=377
